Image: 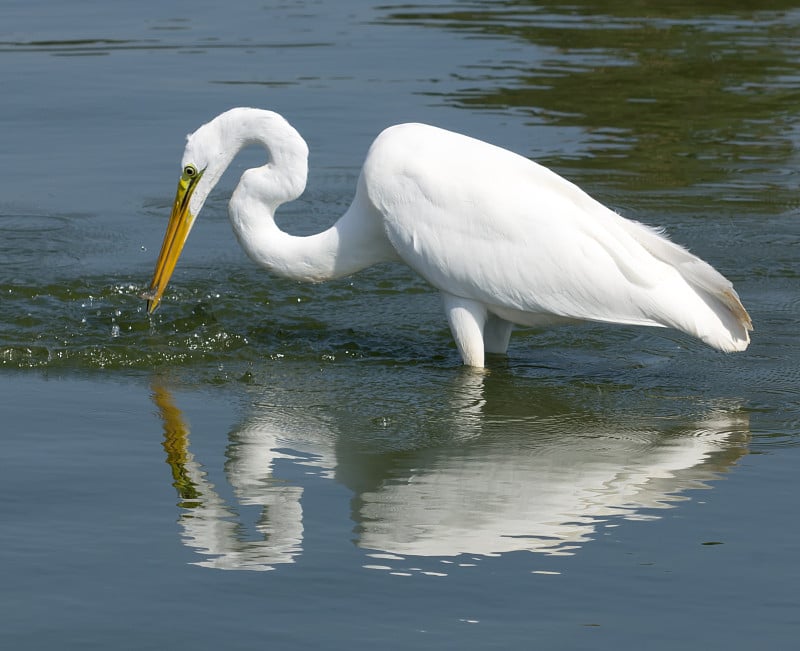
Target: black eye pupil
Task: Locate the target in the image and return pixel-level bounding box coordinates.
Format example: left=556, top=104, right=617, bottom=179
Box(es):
left=185, top=166, right=195, bottom=176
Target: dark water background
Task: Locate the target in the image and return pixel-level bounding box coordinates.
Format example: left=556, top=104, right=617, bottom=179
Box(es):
left=1, top=1, right=799, bottom=649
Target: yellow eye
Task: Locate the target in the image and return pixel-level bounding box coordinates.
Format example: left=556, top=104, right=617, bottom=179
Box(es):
left=183, top=165, right=197, bottom=178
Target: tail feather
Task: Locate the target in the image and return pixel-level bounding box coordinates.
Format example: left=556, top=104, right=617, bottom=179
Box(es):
left=622, top=219, right=753, bottom=352
left=694, top=285, right=752, bottom=352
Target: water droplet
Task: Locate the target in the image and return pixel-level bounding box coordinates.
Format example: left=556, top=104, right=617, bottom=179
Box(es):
left=110, top=324, right=120, bottom=338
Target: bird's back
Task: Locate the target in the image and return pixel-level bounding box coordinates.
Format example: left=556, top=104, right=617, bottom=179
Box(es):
left=360, top=122, right=751, bottom=351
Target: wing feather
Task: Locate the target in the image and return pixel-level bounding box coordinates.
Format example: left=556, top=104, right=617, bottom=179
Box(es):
left=363, top=123, right=751, bottom=349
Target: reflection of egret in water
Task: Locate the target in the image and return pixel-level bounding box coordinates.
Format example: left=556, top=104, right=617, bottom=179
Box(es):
left=153, top=373, right=748, bottom=572
left=353, top=413, right=749, bottom=561
left=155, top=385, right=315, bottom=571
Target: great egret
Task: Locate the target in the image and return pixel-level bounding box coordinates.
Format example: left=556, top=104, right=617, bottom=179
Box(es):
left=145, top=107, right=752, bottom=367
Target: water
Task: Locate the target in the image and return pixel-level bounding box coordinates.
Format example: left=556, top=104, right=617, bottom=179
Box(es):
left=1, top=1, right=799, bottom=648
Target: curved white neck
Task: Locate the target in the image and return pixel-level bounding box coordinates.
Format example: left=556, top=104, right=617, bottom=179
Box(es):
left=228, top=183, right=345, bottom=282
left=194, top=108, right=395, bottom=282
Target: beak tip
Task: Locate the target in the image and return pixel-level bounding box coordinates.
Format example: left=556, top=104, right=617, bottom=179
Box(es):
left=141, top=288, right=161, bottom=314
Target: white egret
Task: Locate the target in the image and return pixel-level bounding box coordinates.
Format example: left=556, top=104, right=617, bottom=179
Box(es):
left=145, top=107, right=752, bottom=367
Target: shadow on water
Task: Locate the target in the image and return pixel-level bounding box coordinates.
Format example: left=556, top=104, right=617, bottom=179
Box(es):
left=153, top=370, right=749, bottom=572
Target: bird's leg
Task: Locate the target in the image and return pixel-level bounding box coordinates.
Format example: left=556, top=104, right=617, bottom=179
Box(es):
left=442, top=292, right=487, bottom=367
left=484, top=313, right=513, bottom=355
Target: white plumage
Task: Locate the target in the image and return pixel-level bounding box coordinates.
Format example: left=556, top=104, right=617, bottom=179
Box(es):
left=146, top=107, right=752, bottom=367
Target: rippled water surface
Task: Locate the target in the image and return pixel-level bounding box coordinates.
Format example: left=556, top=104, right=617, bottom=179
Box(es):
left=2, top=1, right=799, bottom=649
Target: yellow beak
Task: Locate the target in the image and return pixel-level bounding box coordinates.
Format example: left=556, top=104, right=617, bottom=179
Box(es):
left=144, top=168, right=203, bottom=314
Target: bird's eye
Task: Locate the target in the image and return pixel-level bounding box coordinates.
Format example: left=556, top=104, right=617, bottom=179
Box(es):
left=184, top=165, right=197, bottom=177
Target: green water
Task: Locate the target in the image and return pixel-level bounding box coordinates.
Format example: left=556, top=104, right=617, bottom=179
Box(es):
left=1, top=1, right=798, bottom=649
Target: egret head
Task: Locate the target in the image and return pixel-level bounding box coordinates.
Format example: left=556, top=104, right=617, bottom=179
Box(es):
left=143, top=108, right=309, bottom=313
